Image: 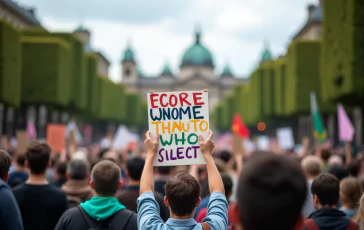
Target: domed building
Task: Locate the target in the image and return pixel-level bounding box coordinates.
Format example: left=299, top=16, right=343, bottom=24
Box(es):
left=121, top=27, right=246, bottom=109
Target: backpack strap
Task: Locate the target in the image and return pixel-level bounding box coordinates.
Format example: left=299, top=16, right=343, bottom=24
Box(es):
left=346, top=221, right=359, bottom=230
left=109, top=209, right=136, bottom=230
left=78, top=206, right=136, bottom=230
left=304, top=219, right=320, bottom=230
left=78, top=206, right=100, bottom=229
left=201, top=222, right=211, bottom=230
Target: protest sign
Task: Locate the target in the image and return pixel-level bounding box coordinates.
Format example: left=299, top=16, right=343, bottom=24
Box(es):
left=147, top=91, right=209, bottom=166
left=16, top=131, right=29, bottom=154
left=46, top=124, right=66, bottom=152
left=276, top=127, right=295, bottom=150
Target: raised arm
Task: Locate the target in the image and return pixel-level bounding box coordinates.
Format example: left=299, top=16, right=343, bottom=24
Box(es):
left=140, top=131, right=159, bottom=194
left=199, top=131, right=225, bottom=194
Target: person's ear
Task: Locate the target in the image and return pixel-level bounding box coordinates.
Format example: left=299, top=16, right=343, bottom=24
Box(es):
left=117, top=180, right=123, bottom=190
left=47, top=161, right=51, bottom=169
left=164, top=196, right=170, bottom=207
left=66, top=172, right=70, bottom=180
left=195, top=197, right=201, bottom=208
left=25, top=160, right=29, bottom=169
left=2, top=172, right=9, bottom=183
left=90, top=180, right=95, bottom=189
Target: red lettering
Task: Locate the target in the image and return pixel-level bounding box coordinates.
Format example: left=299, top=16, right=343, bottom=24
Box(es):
left=169, top=94, right=178, bottom=107
left=193, top=92, right=204, bottom=106
left=150, top=94, right=158, bottom=108
left=160, top=93, right=169, bottom=107
left=179, top=93, right=191, bottom=107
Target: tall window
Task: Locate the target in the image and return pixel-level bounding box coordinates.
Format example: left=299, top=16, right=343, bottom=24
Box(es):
left=125, top=68, right=131, bottom=78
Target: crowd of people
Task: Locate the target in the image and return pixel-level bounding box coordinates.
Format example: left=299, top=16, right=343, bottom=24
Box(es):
left=0, top=131, right=364, bottom=230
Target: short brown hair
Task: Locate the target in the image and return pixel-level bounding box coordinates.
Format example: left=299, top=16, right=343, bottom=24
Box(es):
left=25, top=141, right=51, bottom=174
left=165, top=172, right=200, bottom=216
left=91, top=160, right=121, bottom=195
left=0, top=150, right=12, bottom=179
left=340, top=177, right=362, bottom=209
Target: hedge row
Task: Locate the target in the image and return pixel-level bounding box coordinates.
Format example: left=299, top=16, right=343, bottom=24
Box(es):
left=212, top=40, right=335, bottom=127
left=21, top=36, right=70, bottom=106
left=0, top=20, right=147, bottom=127
left=321, top=0, right=364, bottom=104
left=0, top=20, right=21, bottom=107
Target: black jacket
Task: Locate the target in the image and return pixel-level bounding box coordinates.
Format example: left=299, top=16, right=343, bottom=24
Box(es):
left=55, top=206, right=137, bottom=230
left=303, top=207, right=358, bottom=230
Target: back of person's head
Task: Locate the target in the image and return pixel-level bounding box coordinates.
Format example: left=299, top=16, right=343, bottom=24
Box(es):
left=126, top=157, right=145, bottom=181
left=321, top=149, right=331, bottom=162
left=91, top=160, right=121, bottom=196
left=311, top=173, right=339, bottom=207
left=157, top=166, right=175, bottom=176
left=68, top=159, right=88, bottom=180
left=221, top=173, right=233, bottom=198
left=358, top=194, right=364, bottom=229
left=217, top=151, right=232, bottom=164
left=25, top=141, right=51, bottom=174
left=340, top=177, right=362, bottom=209
left=329, top=165, right=348, bottom=181
left=347, top=160, right=361, bottom=177
left=16, top=154, right=26, bottom=167
left=237, top=152, right=307, bottom=230
left=165, top=172, right=201, bottom=216
left=102, top=151, right=121, bottom=165
left=56, top=161, right=67, bottom=178
left=0, top=150, right=12, bottom=181
left=301, top=156, right=322, bottom=178
left=328, top=155, right=344, bottom=166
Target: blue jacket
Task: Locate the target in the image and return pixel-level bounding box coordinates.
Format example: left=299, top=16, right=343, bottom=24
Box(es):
left=0, top=178, right=24, bottom=230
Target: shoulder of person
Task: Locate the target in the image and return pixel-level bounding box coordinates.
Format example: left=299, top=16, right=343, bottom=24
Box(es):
left=112, top=208, right=138, bottom=230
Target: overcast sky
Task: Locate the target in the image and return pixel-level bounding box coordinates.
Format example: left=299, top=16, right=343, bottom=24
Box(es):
left=17, top=0, right=317, bottom=82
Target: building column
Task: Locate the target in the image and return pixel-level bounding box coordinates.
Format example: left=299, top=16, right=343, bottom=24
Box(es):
left=38, top=105, right=47, bottom=139
left=353, top=107, right=362, bottom=146
left=6, top=107, right=15, bottom=136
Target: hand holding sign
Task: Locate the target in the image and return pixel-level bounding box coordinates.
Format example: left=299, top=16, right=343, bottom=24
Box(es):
left=144, top=131, right=160, bottom=156
left=199, top=130, right=215, bottom=156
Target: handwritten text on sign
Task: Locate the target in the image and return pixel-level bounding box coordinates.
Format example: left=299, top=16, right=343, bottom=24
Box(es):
left=147, top=91, right=209, bottom=166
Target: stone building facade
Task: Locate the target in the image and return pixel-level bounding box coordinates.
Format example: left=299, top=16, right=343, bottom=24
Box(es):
left=121, top=29, right=247, bottom=110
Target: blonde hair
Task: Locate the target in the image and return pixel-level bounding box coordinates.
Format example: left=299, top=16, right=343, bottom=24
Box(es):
left=357, top=194, right=364, bottom=226
left=301, top=156, right=322, bottom=177
left=340, top=177, right=362, bottom=209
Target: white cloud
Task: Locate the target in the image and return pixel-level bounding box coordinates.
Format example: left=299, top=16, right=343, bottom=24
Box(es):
left=40, top=0, right=313, bottom=82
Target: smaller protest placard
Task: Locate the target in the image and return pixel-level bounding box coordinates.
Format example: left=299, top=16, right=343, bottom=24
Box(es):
left=147, top=90, right=209, bottom=166
left=46, top=124, right=66, bottom=153
left=16, top=131, right=29, bottom=154
left=276, top=127, right=294, bottom=150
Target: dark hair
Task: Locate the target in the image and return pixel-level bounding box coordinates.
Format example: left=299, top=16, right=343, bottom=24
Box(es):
left=56, top=161, right=67, bottom=177
left=311, top=173, right=340, bottom=206
left=329, top=165, right=348, bottom=181
left=16, top=154, right=26, bottom=167
left=0, top=150, right=12, bottom=179
left=347, top=160, right=360, bottom=177
left=217, top=151, right=232, bottom=163
left=221, top=173, right=233, bottom=196
left=237, top=152, right=307, bottom=230
left=25, top=141, right=51, bottom=174
left=126, top=157, right=145, bottom=181
left=157, top=166, right=174, bottom=175
left=321, top=149, right=331, bottom=162
left=91, top=160, right=121, bottom=195
left=68, top=160, right=88, bottom=180
left=165, top=172, right=201, bottom=216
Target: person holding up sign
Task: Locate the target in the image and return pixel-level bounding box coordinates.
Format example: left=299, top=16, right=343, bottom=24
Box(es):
left=137, top=130, right=228, bottom=230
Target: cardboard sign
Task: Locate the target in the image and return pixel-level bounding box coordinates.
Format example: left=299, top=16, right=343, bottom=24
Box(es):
left=147, top=91, right=209, bottom=166
left=46, top=124, right=66, bottom=153
left=276, top=127, right=294, bottom=150
left=16, top=131, right=29, bottom=154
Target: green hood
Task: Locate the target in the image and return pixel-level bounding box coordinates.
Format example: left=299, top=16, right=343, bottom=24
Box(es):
left=80, top=196, right=125, bottom=221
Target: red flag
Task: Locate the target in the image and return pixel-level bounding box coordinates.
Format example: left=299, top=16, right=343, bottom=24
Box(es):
left=231, top=113, right=250, bottom=139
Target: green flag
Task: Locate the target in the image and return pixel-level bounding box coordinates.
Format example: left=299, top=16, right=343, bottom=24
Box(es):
left=310, top=92, right=326, bottom=142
